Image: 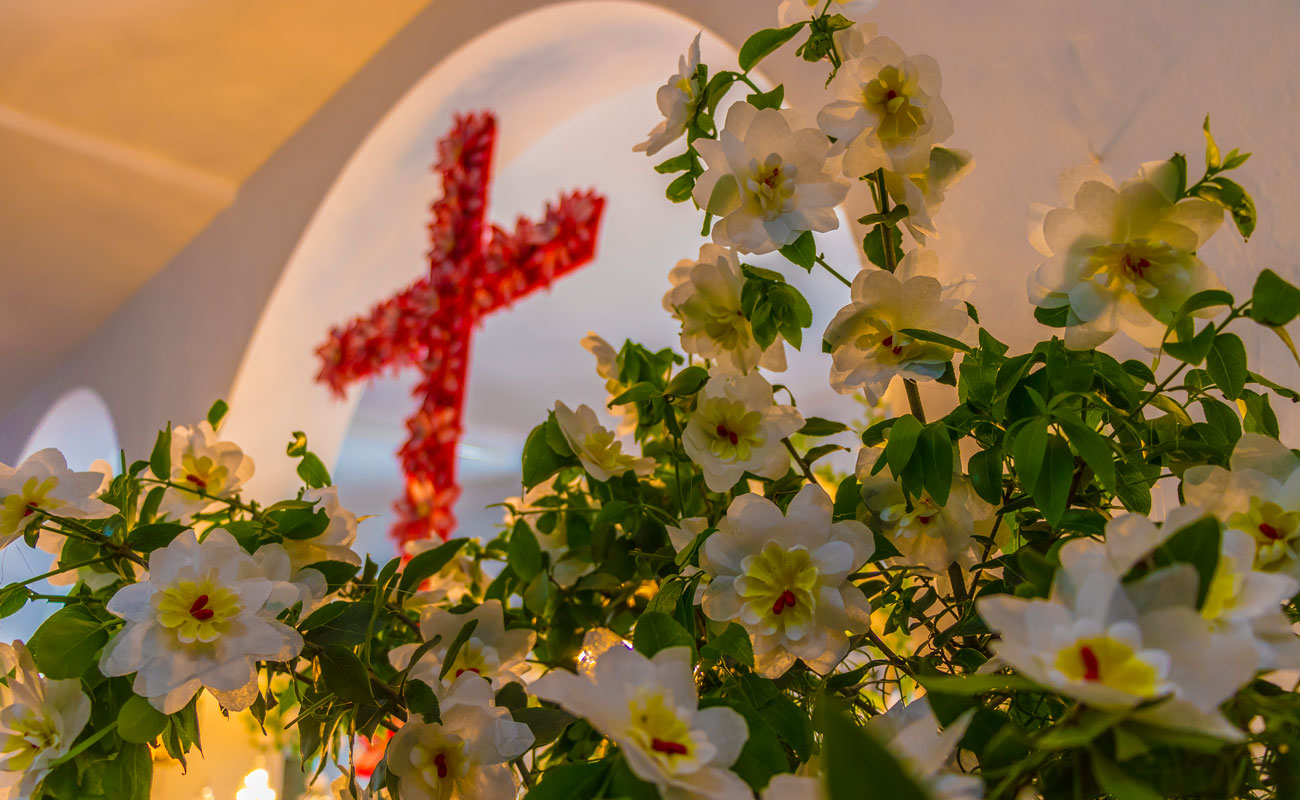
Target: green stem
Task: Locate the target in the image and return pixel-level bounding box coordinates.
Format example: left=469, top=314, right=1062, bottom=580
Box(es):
left=815, top=255, right=853, bottom=287
left=6, top=556, right=116, bottom=587
left=904, top=380, right=927, bottom=423
left=782, top=438, right=817, bottom=483
left=873, top=168, right=899, bottom=273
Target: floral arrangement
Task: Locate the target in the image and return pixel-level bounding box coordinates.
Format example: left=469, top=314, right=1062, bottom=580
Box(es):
left=2, top=4, right=1298, bottom=800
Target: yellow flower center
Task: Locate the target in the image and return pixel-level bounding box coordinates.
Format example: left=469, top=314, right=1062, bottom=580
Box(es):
left=1229, top=497, right=1300, bottom=569
left=1054, top=636, right=1158, bottom=697
left=580, top=430, right=638, bottom=477
left=744, top=154, right=798, bottom=221
left=0, top=705, right=58, bottom=771
left=1201, top=563, right=1242, bottom=623
left=845, top=315, right=923, bottom=365
left=447, top=641, right=500, bottom=682
left=697, top=398, right=765, bottom=462
left=863, top=64, right=927, bottom=143
left=0, top=476, right=62, bottom=534
left=412, top=733, right=469, bottom=786
left=737, top=542, right=820, bottom=631
left=177, top=453, right=229, bottom=499
left=1082, top=239, right=1186, bottom=301
left=627, top=691, right=694, bottom=771
left=156, top=576, right=242, bottom=644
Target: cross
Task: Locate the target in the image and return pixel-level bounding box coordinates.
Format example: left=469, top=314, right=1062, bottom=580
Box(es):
left=316, top=112, right=606, bottom=545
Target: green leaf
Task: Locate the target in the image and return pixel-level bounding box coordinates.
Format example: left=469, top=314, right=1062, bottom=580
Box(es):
left=799, top=417, right=849, bottom=437
left=511, top=706, right=576, bottom=747
left=1164, top=321, right=1216, bottom=365
left=0, top=585, right=28, bottom=620
left=439, top=618, right=481, bottom=681
left=125, top=522, right=188, bottom=553
left=1034, top=304, right=1070, bottom=328
left=918, top=423, right=954, bottom=505
left=1205, top=332, right=1247, bottom=400
left=1054, top=414, right=1117, bottom=494
left=302, top=601, right=377, bottom=647
left=318, top=644, right=374, bottom=704
left=119, top=695, right=169, bottom=744
left=149, top=424, right=172, bottom=480
left=1250, top=269, right=1300, bottom=326
left=28, top=604, right=109, bottom=679
left=654, top=152, right=694, bottom=174
left=665, top=172, right=695, bottom=203
left=1194, top=176, right=1256, bottom=239
left=522, top=421, right=570, bottom=489
left=507, top=520, right=543, bottom=581
left=779, top=230, right=816, bottom=271
left=275, top=507, right=331, bottom=540
left=98, top=741, right=152, bottom=800
left=706, top=699, right=790, bottom=790
left=609, top=382, right=658, bottom=406
left=1034, top=434, right=1075, bottom=528
left=633, top=611, right=694, bottom=657
left=884, top=415, right=924, bottom=479
left=738, top=23, right=806, bottom=72
left=1175, top=289, right=1234, bottom=322
left=1151, top=515, right=1220, bottom=608
left=918, top=672, right=1043, bottom=695
left=1242, top=389, right=1280, bottom=437
left=747, top=84, right=785, bottom=111
left=1012, top=418, right=1050, bottom=491
left=1093, top=750, right=1163, bottom=800
left=206, top=399, right=229, bottom=430
left=296, top=452, right=331, bottom=489
left=665, top=365, right=710, bottom=397
left=820, top=703, right=930, bottom=800
left=968, top=448, right=1004, bottom=505
left=1202, top=114, right=1221, bottom=169
left=397, top=537, right=467, bottom=597
left=899, top=328, right=973, bottom=354
left=705, top=622, right=755, bottom=668
left=405, top=679, right=442, bottom=723
left=862, top=223, right=904, bottom=270
left=525, top=761, right=611, bottom=800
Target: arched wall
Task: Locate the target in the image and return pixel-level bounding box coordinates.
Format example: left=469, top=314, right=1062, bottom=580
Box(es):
left=3, top=0, right=1299, bottom=474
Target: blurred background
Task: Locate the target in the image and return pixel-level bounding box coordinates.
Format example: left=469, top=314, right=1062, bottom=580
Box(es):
left=1, top=1, right=1298, bottom=796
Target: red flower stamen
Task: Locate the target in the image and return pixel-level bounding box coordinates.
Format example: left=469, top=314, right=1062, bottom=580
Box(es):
left=652, top=738, right=688, bottom=756
left=1080, top=645, right=1101, bottom=682
left=189, top=594, right=215, bottom=621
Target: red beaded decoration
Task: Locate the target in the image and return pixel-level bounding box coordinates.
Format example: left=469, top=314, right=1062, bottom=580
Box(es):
left=316, top=112, right=606, bottom=546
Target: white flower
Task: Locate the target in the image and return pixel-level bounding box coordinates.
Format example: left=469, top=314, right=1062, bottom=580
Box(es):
left=152, top=421, right=255, bottom=521
left=683, top=370, right=804, bottom=492
left=533, top=646, right=751, bottom=800
left=245, top=543, right=328, bottom=614
left=385, top=674, right=534, bottom=800
left=553, top=402, right=654, bottom=483
left=882, top=146, right=974, bottom=242
left=857, top=447, right=996, bottom=575
left=824, top=248, right=974, bottom=401
left=403, top=540, right=483, bottom=610
left=634, top=33, right=703, bottom=157
left=700, top=484, right=875, bottom=678
left=281, top=487, right=362, bottom=571
left=694, top=103, right=848, bottom=255
left=1027, top=160, right=1225, bottom=349
left=1184, top=433, right=1300, bottom=579
left=664, top=244, right=787, bottom=374
left=388, top=600, right=535, bottom=690
left=503, top=479, right=593, bottom=588
left=99, top=529, right=303, bottom=713
left=818, top=35, right=953, bottom=178
left=866, top=699, right=982, bottom=800
left=581, top=333, right=637, bottom=436
left=977, top=517, right=1258, bottom=739
left=0, top=448, right=114, bottom=548
left=762, top=774, right=823, bottom=800
left=0, top=641, right=91, bottom=800
left=1201, top=530, right=1300, bottom=672
left=778, top=0, right=877, bottom=26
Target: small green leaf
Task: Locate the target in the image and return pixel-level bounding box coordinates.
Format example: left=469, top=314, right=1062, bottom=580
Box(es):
left=665, top=366, right=710, bottom=397
left=899, top=328, right=973, bottom=354
left=149, top=424, right=172, bottom=480
left=28, top=605, right=109, bottom=679
left=884, top=415, right=924, bottom=480
left=1202, top=114, right=1221, bottom=169
left=406, top=679, right=441, bottom=723
left=862, top=223, right=904, bottom=270
left=1206, top=332, right=1248, bottom=400
left=126, top=522, right=188, bottom=553
left=398, top=538, right=468, bottom=597
left=738, top=23, right=806, bottom=72
left=1054, top=414, right=1117, bottom=494
left=705, top=623, right=754, bottom=667
left=0, top=585, right=28, bottom=620
left=206, top=399, right=229, bottom=430
left=511, top=706, right=576, bottom=747
left=666, top=172, right=695, bottom=203
left=1012, top=418, right=1050, bottom=491
left=633, top=611, right=694, bottom=657
left=654, top=152, right=694, bottom=174
left=1194, top=176, right=1256, bottom=239
left=799, top=417, right=849, bottom=437
left=1251, top=269, right=1300, bottom=327
left=439, top=618, right=481, bottom=681
left=1175, top=289, right=1234, bottom=323
left=747, top=83, right=785, bottom=111
left=1034, top=434, right=1075, bottom=528
left=968, top=448, right=1004, bottom=505
left=1152, top=515, right=1220, bottom=608
left=918, top=423, right=954, bottom=505
left=317, top=644, right=374, bottom=704
left=507, top=520, right=543, bottom=581
left=1164, top=321, right=1216, bottom=365
left=119, top=695, right=169, bottom=744
left=526, top=761, right=612, bottom=800
left=522, top=421, right=572, bottom=489
left=779, top=230, right=816, bottom=271
left=1034, top=304, right=1071, bottom=328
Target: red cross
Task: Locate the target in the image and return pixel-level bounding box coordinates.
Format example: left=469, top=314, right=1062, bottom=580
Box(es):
left=315, top=112, right=606, bottom=545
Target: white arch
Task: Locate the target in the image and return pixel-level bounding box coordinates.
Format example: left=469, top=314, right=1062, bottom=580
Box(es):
left=19, top=386, right=120, bottom=470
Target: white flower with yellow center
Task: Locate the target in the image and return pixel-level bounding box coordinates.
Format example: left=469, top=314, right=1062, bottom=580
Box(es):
left=99, top=529, right=303, bottom=713
left=778, top=0, right=878, bottom=26
left=857, top=448, right=997, bottom=576
left=818, top=35, right=952, bottom=179
left=699, top=485, right=875, bottom=678
left=152, top=421, right=255, bottom=522
left=683, top=370, right=803, bottom=492
left=582, top=332, right=637, bottom=435
left=1200, top=529, right=1300, bottom=672
left=503, top=478, right=593, bottom=588
left=0, top=448, right=114, bottom=549
left=0, top=641, right=91, bottom=800
left=882, top=146, right=974, bottom=242
left=634, top=33, right=703, bottom=157
left=664, top=244, right=787, bottom=374
left=386, top=674, right=534, bottom=800
left=1184, top=433, right=1300, bottom=579
left=389, top=600, right=535, bottom=690
left=1027, top=159, right=1225, bottom=349
left=244, top=543, right=328, bottom=614
left=554, top=401, right=654, bottom=483
left=866, top=698, right=983, bottom=800
left=694, top=102, right=849, bottom=255
left=280, top=487, right=362, bottom=572
left=824, top=248, right=974, bottom=402
left=978, top=520, right=1259, bottom=740
left=533, top=646, right=751, bottom=800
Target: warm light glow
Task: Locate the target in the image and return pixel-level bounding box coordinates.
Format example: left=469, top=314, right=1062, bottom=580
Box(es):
left=235, top=768, right=275, bottom=800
